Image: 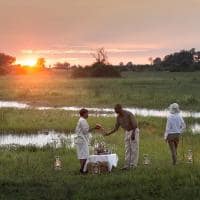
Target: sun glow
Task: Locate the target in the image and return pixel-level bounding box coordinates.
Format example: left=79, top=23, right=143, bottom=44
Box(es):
left=17, top=59, right=37, bottom=67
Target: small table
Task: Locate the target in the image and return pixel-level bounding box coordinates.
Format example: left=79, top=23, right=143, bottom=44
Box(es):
left=83, top=154, right=118, bottom=172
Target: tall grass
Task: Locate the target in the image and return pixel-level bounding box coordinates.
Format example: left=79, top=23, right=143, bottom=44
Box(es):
left=0, top=71, right=200, bottom=110
left=0, top=108, right=199, bottom=134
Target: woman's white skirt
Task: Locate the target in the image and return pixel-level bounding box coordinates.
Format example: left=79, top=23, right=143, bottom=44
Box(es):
left=75, top=136, right=89, bottom=159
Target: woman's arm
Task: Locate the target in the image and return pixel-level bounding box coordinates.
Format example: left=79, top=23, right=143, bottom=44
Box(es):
left=89, top=127, right=96, bottom=132
left=164, top=117, right=170, bottom=140
left=89, top=124, right=102, bottom=133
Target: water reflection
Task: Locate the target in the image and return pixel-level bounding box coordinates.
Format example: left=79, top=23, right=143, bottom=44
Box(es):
left=0, top=101, right=29, bottom=109
left=190, top=124, right=200, bottom=135
left=0, top=100, right=200, bottom=118
left=0, top=130, right=75, bottom=148
left=0, top=125, right=200, bottom=148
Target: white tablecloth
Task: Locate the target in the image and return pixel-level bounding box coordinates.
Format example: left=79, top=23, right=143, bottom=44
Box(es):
left=84, top=154, right=118, bottom=172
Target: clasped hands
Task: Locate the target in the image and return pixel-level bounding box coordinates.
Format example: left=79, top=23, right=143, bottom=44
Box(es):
left=94, top=124, right=135, bottom=140
left=93, top=123, right=108, bottom=136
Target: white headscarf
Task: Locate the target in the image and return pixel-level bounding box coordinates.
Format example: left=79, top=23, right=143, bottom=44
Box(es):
left=169, top=103, right=180, bottom=114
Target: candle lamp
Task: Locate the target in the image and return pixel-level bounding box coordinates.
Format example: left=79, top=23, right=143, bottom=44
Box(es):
left=54, top=156, right=62, bottom=170
left=93, top=163, right=100, bottom=174
left=187, top=149, right=193, bottom=164
left=143, top=154, right=150, bottom=165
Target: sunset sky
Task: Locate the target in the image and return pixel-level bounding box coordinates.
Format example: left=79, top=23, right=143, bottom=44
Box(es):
left=1, top=0, right=200, bottom=66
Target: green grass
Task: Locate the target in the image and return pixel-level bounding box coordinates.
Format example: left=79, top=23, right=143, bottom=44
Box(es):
left=0, top=109, right=200, bottom=199
left=1, top=71, right=200, bottom=199
left=0, top=108, right=199, bottom=134
left=1, top=124, right=200, bottom=200
left=0, top=71, right=200, bottom=110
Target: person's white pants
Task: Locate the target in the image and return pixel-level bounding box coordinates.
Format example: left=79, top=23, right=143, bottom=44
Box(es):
left=124, top=128, right=140, bottom=168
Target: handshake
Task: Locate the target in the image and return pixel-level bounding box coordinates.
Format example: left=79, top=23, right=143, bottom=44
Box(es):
left=94, top=124, right=109, bottom=136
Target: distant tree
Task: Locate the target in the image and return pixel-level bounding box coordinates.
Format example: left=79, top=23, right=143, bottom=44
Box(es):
left=90, top=62, right=121, bottom=77
left=193, top=51, right=200, bottom=63
left=119, top=62, right=124, bottom=66
left=190, top=48, right=195, bottom=54
left=36, top=57, right=46, bottom=68
left=71, top=63, right=121, bottom=78
left=0, top=53, right=16, bottom=66
left=126, top=61, right=133, bottom=67
left=91, top=48, right=108, bottom=64
left=54, top=62, right=70, bottom=70
left=153, top=57, right=162, bottom=65
left=125, top=61, right=134, bottom=71
left=71, top=65, right=90, bottom=78
left=162, top=49, right=195, bottom=71
left=133, top=64, right=152, bottom=72
left=0, top=53, right=16, bottom=75
left=148, top=57, right=153, bottom=65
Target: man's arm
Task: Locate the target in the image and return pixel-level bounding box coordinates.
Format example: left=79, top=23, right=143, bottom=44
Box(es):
left=129, top=113, right=138, bottom=140
left=104, top=120, right=120, bottom=136
left=130, top=114, right=137, bottom=130
left=89, top=127, right=95, bottom=132
left=89, top=124, right=102, bottom=132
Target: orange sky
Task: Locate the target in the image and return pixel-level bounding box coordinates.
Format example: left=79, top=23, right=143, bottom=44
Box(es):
left=1, top=0, right=200, bottom=65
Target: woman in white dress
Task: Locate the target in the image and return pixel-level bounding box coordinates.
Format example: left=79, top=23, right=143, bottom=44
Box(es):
left=75, top=108, right=100, bottom=173
left=164, top=103, right=186, bottom=165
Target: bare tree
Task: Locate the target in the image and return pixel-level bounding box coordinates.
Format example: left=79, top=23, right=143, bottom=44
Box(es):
left=91, top=48, right=108, bottom=64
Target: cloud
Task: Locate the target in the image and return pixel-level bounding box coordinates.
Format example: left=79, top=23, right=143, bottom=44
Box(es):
left=21, top=49, right=91, bottom=55
left=21, top=47, right=157, bottom=56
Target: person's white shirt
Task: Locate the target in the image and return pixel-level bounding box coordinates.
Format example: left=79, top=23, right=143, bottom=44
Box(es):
left=75, top=117, right=90, bottom=143
left=164, top=113, right=186, bottom=139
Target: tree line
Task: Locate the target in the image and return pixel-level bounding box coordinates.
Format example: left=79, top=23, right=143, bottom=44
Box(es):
left=1, top=48, right=200, bottom=77
left=152, top=48, right=200, bottom=72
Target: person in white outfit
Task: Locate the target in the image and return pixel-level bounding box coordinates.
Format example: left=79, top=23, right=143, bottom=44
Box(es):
left=164, top=103, right=186, bottom=165
left=104, top=104, right=139, bottom=170
left=75, top=108, right=100, bottom=173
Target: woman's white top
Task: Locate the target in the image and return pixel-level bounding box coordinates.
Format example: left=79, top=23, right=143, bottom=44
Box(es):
left=75, top=117, right=90, bottom=144
left=164, top=113, right=186, bottom=139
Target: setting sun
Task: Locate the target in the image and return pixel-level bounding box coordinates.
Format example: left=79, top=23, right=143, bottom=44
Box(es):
left=17, top=59, right=37, bottom=67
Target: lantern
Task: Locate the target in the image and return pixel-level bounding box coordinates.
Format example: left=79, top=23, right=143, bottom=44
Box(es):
left=187, top=149, right=193, bottom=163
left=54, top=156, right=62, bottom=170
left=93, top=163, right=100, bottom=174
left=143, top=154, right=150, bottom=165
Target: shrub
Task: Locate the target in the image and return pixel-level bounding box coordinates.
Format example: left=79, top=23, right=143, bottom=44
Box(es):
left=71, top=63, right=121, bottom=78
